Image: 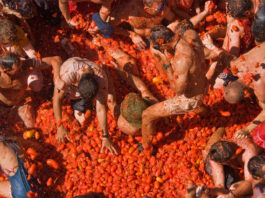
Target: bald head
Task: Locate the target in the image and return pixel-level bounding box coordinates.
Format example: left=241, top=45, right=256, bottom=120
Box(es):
left=224, top=81, right=245, bottom=104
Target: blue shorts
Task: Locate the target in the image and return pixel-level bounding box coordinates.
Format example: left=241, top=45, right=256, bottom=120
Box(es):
left=3, top=143, right=39, bottom=198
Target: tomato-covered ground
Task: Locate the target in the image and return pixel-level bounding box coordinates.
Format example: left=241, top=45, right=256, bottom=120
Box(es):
left=0, top=1, right=261, bottom=198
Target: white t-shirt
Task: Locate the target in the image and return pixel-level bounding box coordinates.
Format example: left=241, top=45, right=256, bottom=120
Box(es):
left=60, top=57, right=108, bottom=100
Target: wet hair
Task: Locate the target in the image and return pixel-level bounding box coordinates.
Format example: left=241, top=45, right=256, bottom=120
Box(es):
left=251, top=6, right=265, bottom=42
left=248, top=155, right=265, bottom=179
left=0, top=19, right=17, bottom=45
left=150, top=25, right=174, bottom=48
left=227, top=0, right=252, bottom=18
left=0, top=53, right=20, bottom=70
left=209, top=141, right=236, bottom=163
left=224, top=81, right=245, bottom=104
left=73, top=192, right=106, bottom=198
left=143, top=0, right=163, bottom=8
left=2, top=0, right=36, bottom=19
left=78, top=73, right=99, bottom=99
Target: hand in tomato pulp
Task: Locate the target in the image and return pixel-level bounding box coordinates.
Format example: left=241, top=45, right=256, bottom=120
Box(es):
left=101, top=137, right=118, bottom=155
left=56, top=126, right=69, bottom=143
left=130, top=33, right=146, bottom=50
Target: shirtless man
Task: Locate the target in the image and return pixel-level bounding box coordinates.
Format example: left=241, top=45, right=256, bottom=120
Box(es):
left=248, top=155, right=265, bottom=198
left=106, top=0, right=179, bottom=49
left=59, top=0, right=114, bottom=27
left=53, top=57, right=119, bottom=154
left=0, top=52, right=62, bottom=128
left=199, top=127, right=258, bottom=198
left=108, top=0, right=210, bottom=49
left=141, top=17, right=210, bottom=149
left=0, top=18, right=45, bottom=92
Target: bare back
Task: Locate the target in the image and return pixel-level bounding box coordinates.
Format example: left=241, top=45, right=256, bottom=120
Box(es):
left=172, top=29, right=208, bottom=97
left=231, top=43, right=265, bottom=103
left=109, top=0, right=165, bottom=37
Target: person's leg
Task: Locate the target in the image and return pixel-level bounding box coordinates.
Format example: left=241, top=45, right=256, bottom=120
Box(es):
left=142, top=95, right=202, bottom=148
left=117, top=115, right=141, bottom=136
left=17, top=103, right=36, bottom=128
left=0, top=181, right=12, bottom=198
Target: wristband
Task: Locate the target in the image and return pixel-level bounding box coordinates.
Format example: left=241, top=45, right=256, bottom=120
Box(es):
left=163, top=64, right=171, bottom=69
left=102, top=132, right=109, bottom=138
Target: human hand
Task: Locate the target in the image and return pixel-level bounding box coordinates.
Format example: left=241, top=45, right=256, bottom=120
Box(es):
left=130, top=33, right=146, bottom=50
left=101, top=137, right=118, bottom=155
left=234, top=128, right=250, bottom=139
left=56, top=126, right=69, bottom=143
left=88, top=24, right=100, bottom=35
left=204, top=1, right=211, bottom=13
left=196, top=7, right=201, bottom=14
left=202, top=33, right=214, bottom=49
left=67, top=18, right=79, bottom=28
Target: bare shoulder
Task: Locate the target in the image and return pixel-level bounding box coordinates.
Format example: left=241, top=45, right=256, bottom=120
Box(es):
left=172, top=43, right=193, bottom=74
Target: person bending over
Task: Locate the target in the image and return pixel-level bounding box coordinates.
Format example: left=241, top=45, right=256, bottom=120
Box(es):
left=199, top=127, right=258, bottom=198
left=105, top=0, right=211, bottom=50
left=0, top=53, right=62, bottom=128
left=53, top=57, right=118, bottom=154
left=248, top=155, right=265, bottom=198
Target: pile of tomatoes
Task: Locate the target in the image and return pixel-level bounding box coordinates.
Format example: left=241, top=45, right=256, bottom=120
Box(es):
left=0, top=1, right=261, bottom=197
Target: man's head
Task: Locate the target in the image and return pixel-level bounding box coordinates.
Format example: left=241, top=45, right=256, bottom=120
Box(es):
left=209, top=141, right=236, bottom=163
left=251, top=6, right=265, bottom=43
left=224, top=81, right=245, bottom=104
left=143, top=0, right=166, bottom=15
left=248, top=155, right=265, bottom=180
left=0, top=19, right=17, bottom=45
left=227, top=0, right=252, bottom=18
left=3, top=0, right=37, bottom=19
left=0, top=52, right=21, bottom=74
left=78, top=73, right=99, bottom=99
left=150, top=25, right=175, bottom=50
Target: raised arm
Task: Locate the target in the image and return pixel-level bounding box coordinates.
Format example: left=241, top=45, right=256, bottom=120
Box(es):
left=189, top=1, right=211, bottom=27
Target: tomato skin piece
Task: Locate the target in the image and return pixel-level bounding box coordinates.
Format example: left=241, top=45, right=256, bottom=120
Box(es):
left=46, top=159, right=59, bottom=170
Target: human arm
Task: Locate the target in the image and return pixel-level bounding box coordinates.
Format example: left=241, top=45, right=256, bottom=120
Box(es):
left=96, top=74, right=117, bottom=154
left=52, top=86, right=69, bottom=143
left=190, top=0, right=211, bottom=27
left=202, top=33, right=224, bottom=60
left=210, top=159, right=226, bottom=188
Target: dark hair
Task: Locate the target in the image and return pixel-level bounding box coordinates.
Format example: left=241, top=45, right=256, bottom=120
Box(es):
left=2, top=0, right=37, bottom=18
left=209, top=141, right=236, bottom=163
left=74, top=192, right=106, bottom=198
left=150, top=25, right=174, bottom=48
left=143, top=0, right=163, bottom=7
left=248, top=155, right=265, bottom=179
left=251, top=6, right=265, bottom=42
left=0, top=19, right=17, bottom=45
left=224, top=81, right=245, bottom=104
left=0, top=53, right=20, bottom=70
left=227, top=0, right=252, bottom=18
left=78, top=73, right=99, bottom=99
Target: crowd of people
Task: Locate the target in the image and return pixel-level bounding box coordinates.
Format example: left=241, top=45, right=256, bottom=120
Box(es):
left=0, top=0, right=265, bottom=197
